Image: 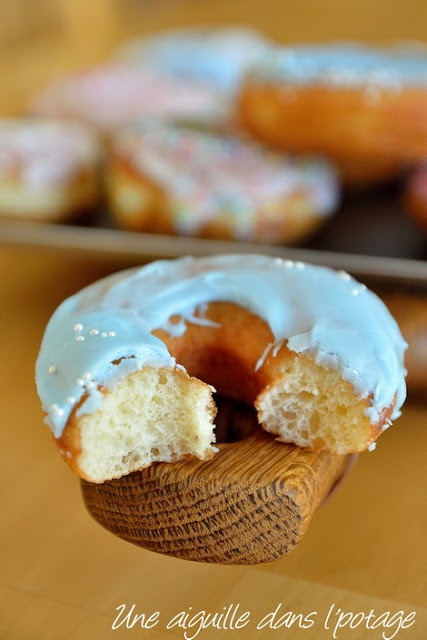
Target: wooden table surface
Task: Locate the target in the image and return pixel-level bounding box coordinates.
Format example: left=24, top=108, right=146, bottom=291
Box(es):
left=0, top=246, right=426, bottom=639
left=1, top=1, right=427, bottom=637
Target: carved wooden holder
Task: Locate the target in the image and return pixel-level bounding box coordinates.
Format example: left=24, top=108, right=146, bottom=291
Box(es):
left=81, top=401, right=355, bottom=564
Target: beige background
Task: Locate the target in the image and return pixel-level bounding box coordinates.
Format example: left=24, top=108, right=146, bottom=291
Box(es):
left=0, top=1, right=426, bottom=638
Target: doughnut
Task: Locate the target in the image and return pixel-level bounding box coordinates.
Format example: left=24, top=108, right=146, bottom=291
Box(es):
left=106, top=123, right=339, bottom=244
left=0, top=119, right=100, bottom=221
left=238, top=44, right=427, bottom=174
left=116, top=27, right=271, bottom=94
left=35, top=255, right=407, bottom=483
left=31, top=64, right=225, bottom=131
left=404, top=161, right=427, bottom=230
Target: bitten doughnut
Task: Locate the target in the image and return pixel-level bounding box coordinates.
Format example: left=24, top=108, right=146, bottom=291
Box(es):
left=405, top=161, right=427, bottom=230
left=117, top=27, right=271, bottom=94
left=36, top=255, right=407, bottom=483
left=106, top=123, right=339, bottom=244
left=0, top=119, right=100, bottom=221
left=32, top=65, right=224, bottom=131
left=238, top=44, right=427, bottom=175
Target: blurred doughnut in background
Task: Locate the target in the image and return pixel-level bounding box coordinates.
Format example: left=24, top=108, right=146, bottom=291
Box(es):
left=106, top=122, right=339, bottom=243
left=0, top=118, right=101, bottom=221
left=31, top=64, right=227, bottom=130
left=116, top=26, right=272, bottom=95
left=238, top=43, right=427, bottom=186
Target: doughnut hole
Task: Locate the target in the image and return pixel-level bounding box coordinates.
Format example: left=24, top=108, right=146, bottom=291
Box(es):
left=156, top=302, right=385, bottom=455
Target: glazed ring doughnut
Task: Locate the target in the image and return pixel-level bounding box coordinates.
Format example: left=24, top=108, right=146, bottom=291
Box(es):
left=106, top=123, right=339, bottom=244
left=404, top=161, right=427, bottom=230
left=31, top=64, right=225, bottom=131
left=35, top=255, right=407, bottom=483
left=238, top=44, right=427, bottom=169
left=0, top=119, right=100, bottom=221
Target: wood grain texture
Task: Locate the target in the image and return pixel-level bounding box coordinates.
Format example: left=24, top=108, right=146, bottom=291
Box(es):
left=81, top=429, right=350, bottom=565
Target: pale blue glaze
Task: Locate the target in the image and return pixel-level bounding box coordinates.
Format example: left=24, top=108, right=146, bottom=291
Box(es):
left=118, top=28, right=271, bottom=93
left=249, top=43, right=427, bottom=87
left=36, top=255, right=407, bottom=438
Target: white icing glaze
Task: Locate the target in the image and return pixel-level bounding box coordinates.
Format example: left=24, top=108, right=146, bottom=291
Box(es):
left=248, top=43, right=427, bottom=88
left=117, top=27, right=272, bottom=93
left=113, top=123, right=339, bottom=236
left=36, top=255, right=407, bottom=439
left=32, top=65, right=225, bottom=130
left=0, top=119, right=99, bottom=186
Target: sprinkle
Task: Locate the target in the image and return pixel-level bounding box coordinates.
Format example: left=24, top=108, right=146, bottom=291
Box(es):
left=274, top=257, right=283, bottom=265
left=58, top=449, right=64, bottom=455
left=338, top=270, right=351, bottom=281
left=73, top=323, right=83, bottom=332
left=76, top=378, right=84, bottom=386
left=65, top=451, right=72, bottom=459
left=351, top=288, right=360, bottom=296
left=295, top=261, right=305, bottom=270
left=51, top=404, right=64, bottom=417
left=255, top=342, right=273, bottom=371
left=90, top=329, right=99, bottom=335
left=82, top=372, right=91, bottom=380
left=108, top=331, right=116, bottom=337
left=284, top=260, right=294, bottom=268
left=272, top=340, right=284, bottom=357
left=75, top=335, right=85, bottom=342
left=368, top=442, right=377, bottom=452
left=48, top=366, right=57, bottom=374
left=66, top=396, right=75, bottom=404
left=100, top=332, right=108, bottom=338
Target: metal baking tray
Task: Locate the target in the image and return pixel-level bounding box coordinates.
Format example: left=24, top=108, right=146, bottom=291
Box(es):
left=1, top=181, right=426, bottom=288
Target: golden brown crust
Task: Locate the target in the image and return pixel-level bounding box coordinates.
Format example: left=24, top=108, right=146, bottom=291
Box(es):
left=331, top=156, right=401, bottom=187
left=238, top=82, right=427, bottom=166
left=0, top=167, right=99, bottom=222
left=106, top=150, right=329, bottom=245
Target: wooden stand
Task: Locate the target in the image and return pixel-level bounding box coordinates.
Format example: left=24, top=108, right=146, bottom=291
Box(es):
left=81, top=428, right=353, bottom=565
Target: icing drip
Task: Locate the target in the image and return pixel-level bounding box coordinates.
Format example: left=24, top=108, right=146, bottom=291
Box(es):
left=0, top=119, right=99, bottom=186
left=113, top=123, right=338, bottom=236
left=36, top=255, right=407, bottom=439
left=248, top=43, right=427, bottom=88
